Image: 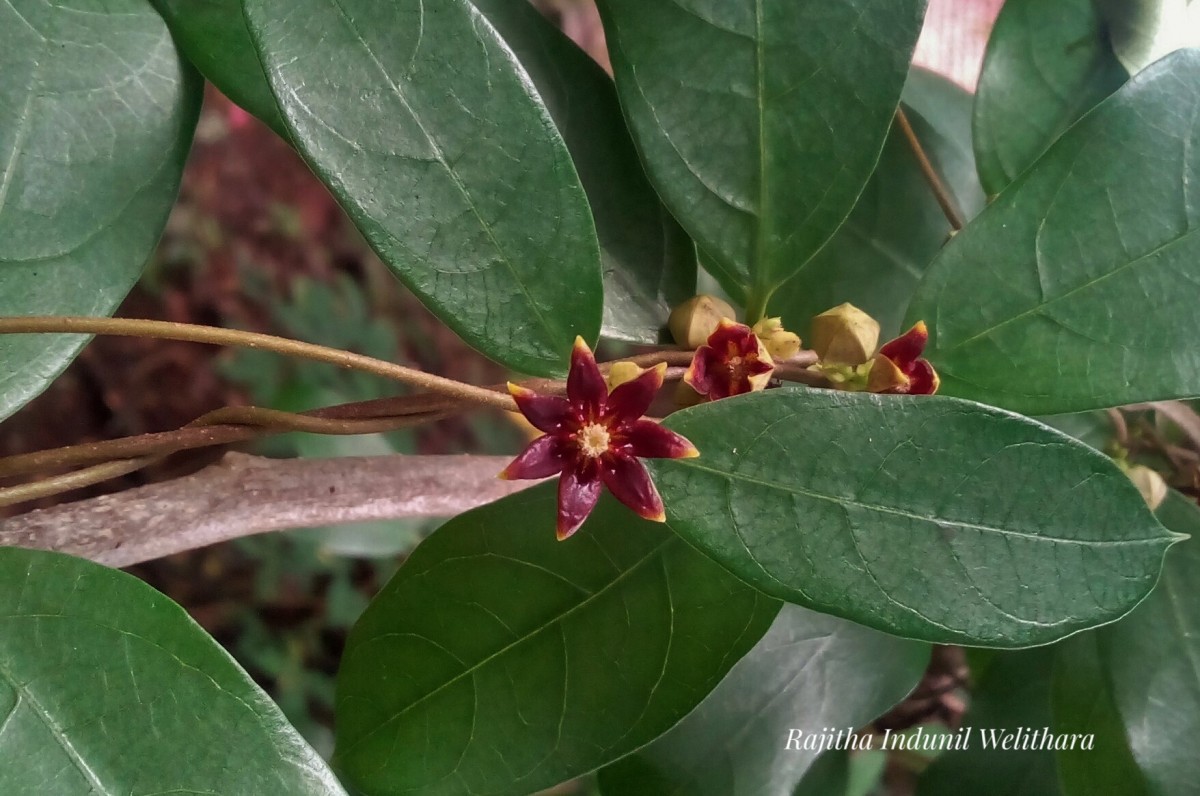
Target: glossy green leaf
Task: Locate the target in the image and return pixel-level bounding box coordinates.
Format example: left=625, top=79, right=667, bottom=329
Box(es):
left=908, top=49, right=1200, bottom=414
left=0, top=547, right=344, bottom=794
left=1040, top=411, right=1116, bottom=451
left=333, top=483, right=779, bottom=796
left=244, top=0, right=603, bottom=376
left=1052, top=634, right=1150, bottom=796
left=153, top=0, right=289, bottom=138
left=916, top=649, right=1062, bottom=796
left=467, top=0, right=695, bottom=344
left=596, top=0, right=928, bottom=302
left=598, top=604, right=928, bottom=795
left=792, top=748, right=852, bottom=795
left=843, top=749, right=888, bottom=796
left=650, top=388, right=1179, bottom=647
left=973, top=0, right=1126, bottom=196
left=0, top=0, right=200, bottom=421
left=1094, top=491, right=1200, bottom=796
left=1095, top=0, right=1200, bottom=74
left=1050, top=491, right=1200, bottom=796
left=769, top=68, right=984, bottom=338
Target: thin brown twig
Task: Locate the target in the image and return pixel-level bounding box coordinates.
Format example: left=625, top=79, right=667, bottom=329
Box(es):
left=1108, top=408, right=1130, bottom=447
left=895, top=107, right=965, bottom=231
left=0, top=457, right=159, bottom=508
left=192, top=406, right=447, bottom=436
left=774, top=360, right=827, bottom=387
left=0, top=315, right=515, bottom=411
left=0, top=408, right=452, bottom=481
left=0, top=355, right=706, bottom=489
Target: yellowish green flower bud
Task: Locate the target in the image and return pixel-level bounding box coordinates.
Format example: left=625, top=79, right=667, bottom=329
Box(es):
left=669, top=294, right=738, bottom=349
left=1126, top=464, right=1168, bottom=510
left=752, top=316, right=802, bottom=360
left=810, top=303, right=880, bottom=366
left=813, top=361, right=872, bottom=392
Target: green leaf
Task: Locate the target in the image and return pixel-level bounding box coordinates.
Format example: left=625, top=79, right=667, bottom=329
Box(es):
left=1052, top=634, right=1150, bottom=796
left=792, top=749, right=852, bottom=796
left=0, top=0, right=200, bottom=421
left=843, top=749, right=889, bottom=796
left=916, top=649, right=1062, bottom=796
left=1093, top=491, right=1200, bottom=796
left=907, top=49, right=1200, bottom=414
left=650, top=388, right=1179, bottom=647
left=1050, top=492, right=1200, bottom=796
left=0, top=546, right=344, bottom=794
left=466, top=0, right=695, bottom=344
left=597, top=604, right=928, bottom=795
left=333, top=483, right=779, bottom=796
left=152, top=0, right=290, bottom=139
left=769, top=68, right=984, bottom=338
left=596, top=0, right=928, bottom=302
left=973, top=0, right=1127, bottom=196
left=1039, top=411, right=1117, bottom=451
left=1095, top=0, right=1200, bottom=74
left=243, top=0, right=603, bottom=376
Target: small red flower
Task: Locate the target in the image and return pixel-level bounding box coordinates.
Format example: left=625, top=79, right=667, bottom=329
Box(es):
left=500, top=337, right=699, bottom=540
left=684, top=319, right=775, bottom=400
left=871, top=321, right=940, bottom=395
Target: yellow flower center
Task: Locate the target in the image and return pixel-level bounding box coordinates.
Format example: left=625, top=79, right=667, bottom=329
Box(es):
left=578, top=422, right=611, bottom=458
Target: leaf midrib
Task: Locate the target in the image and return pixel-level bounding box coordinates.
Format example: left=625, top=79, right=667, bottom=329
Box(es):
left=751, top=0, right=768, bottom=296
left=338, top=535, right=678, bottom=758
left=672, top=458, right=1166, bottom=548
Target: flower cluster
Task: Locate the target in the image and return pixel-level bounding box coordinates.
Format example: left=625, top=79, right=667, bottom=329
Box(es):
left=809, top=303, right=939, bottom=395
left=500, top=337, right=698, bottom=540
left=501, top=299, right=937, bottom=539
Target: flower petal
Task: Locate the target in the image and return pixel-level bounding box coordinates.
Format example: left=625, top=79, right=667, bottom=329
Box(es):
left=747, top=358, right=775, bottom=376
left=557, top=459, right=602, bottom=540
left=567, top=336, right=607, bottom=419
left=684, top=346, right=718, bottom=398
left=606, top=362, right=666, bottom=423
left=706, top=318, right=757, bottom=356
left=499, top=435, right=567, bottom=481
left=508, top=382, right=573, bottom=433
left=878, top=321, right=928, bottom=365
left=907, top=358, right=940, bottom=395
left=601, top=454, right=665, bottom=523
left=625, top=420, right=699, bottom=459
left=866, top=352, right=910, bottom=394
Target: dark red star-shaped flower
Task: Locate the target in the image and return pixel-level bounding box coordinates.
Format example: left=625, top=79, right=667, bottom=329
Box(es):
left=500, top=337, right=699, bottom=540
left=683, top=319, right=775, bottom=400
left=870, top=321, right=940, bottom=395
